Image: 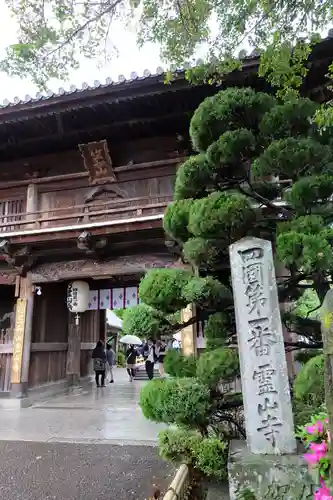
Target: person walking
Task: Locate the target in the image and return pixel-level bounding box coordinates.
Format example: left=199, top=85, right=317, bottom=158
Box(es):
left=156, top=339, right=167, bottom=377
left=172, top=338, right=180, bottom=351
left=145, top=338, right=155, bottom=380
left=106, top=343, right=115, bottom=384
left=126, top=344, right=137, bottom=382
left=92, top=340, right=107, bottom=387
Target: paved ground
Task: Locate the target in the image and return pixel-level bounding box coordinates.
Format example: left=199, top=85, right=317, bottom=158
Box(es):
left=0, top=441, right=174, bottom=500
left=0, top=369, right=165, bottom=444
left=0, top=369, right=173, bottom=499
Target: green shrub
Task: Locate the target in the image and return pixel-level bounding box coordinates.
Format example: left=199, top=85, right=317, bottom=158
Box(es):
left=158, top=428, right=202, bottom=464
left=196, top=347, right=239, bottom=388
left=140, top=377, right=212, bottom=428
left=294, top=354, right=324, bottom=405
left=293, top=398, right=321, bottom=427
left=116, top=351, right=125, bottom=367
left=192, top=437, right=228, bottom=480
left=164, top=349, right=197, bottom=378
left=293, top=354, right=325, bottom=426
left=139, top=268, right=192, bottom=313
left=122, top=304, right=160, bottom=338
left=204, top=312, right=229, bottom=350
left=158, top=428, right=228, bottom=480
left=139, top=379, right=169, bottom=423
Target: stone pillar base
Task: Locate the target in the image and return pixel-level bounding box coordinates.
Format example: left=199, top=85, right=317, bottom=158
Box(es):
left=228, top=440, right=314, bottom=500
left=66, top=373, right=80, bottom=387
left=10, top=382, right=28, bottom=399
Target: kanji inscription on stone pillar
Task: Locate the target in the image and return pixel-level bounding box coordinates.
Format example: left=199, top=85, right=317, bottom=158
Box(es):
left=229, top=237, right=296, bottom=455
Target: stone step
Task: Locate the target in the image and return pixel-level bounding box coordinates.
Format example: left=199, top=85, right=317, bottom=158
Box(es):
left=134, top=370, right=160, bottom=380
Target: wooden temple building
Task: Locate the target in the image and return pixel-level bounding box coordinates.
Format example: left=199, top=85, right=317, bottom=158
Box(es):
left=0, top=36, right=332, bottom=400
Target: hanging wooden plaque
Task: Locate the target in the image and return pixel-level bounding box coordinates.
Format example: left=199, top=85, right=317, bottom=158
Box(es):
left=79, top=140, right=116, bottom=185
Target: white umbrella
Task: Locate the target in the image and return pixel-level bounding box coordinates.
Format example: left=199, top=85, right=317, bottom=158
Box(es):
left=173, top=332, right=181, bottom=342
left=119, top=334, right=142, bottom=346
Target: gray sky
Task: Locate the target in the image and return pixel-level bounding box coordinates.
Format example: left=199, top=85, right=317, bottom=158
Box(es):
left=0, top=4, right=162, bottom=102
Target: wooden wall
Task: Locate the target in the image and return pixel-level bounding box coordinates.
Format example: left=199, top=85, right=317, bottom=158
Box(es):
left=29, top=282, right=68, bottom=387
left=0, top=135, right=183, bottom=183
left=29, top=282, right=102, bottom=387
left=0, top=285, right=15, bottom=392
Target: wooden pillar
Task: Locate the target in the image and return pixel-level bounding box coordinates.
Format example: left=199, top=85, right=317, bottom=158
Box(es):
left=26, top=184, right=38, bottom=229
left=66, top=314, right=81, bottom=386
left=11, top=274, right=34, bottom=397
left=99, top=310, right=106, bottom=343
left=181, top=304, right=197, bottom=357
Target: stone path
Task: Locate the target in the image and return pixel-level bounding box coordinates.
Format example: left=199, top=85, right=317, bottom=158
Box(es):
left=0, top=369, right=165, bottom=445
left=0, top=369, right=173, bottom=500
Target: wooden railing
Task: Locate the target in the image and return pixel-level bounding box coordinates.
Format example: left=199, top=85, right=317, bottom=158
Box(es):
left=163, top=465, right=190, bottom=500
left=0, top=328, right=13, bottom=345
left=0, top=198, right=25, bottom=232
left=0, top=194, right=172, bottom=233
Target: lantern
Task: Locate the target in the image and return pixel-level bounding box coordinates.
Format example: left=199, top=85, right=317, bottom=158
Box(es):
left=67, top=281, right=89, bottom=324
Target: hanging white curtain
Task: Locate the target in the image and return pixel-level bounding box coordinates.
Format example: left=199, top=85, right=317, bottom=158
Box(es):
left=125, top=286, right=139, bottom=308
left=112, top=287, right=125, bottom=310
left=99, top=289, right=111, bottom=310
left=87, top=290, right=99, bottom=310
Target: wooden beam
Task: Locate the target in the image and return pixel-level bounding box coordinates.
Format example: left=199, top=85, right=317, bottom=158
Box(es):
left=30, top=342, right=96, bottom=351
left=31, top=342, right=68, bottom=352
left=31, top=253, right=177, bottom=283
left=0, top=345, right=13, bottom=354
left=80, top=342, right=96, bottom=351
left=10, top=217, right=164, bottom=244
left=0, top=112, right=191, bottom=152
left=0, top=157, right=184, bottom=190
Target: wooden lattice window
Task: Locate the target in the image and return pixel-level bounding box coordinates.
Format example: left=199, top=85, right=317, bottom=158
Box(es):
left=0, top=198, right=25, bottom=232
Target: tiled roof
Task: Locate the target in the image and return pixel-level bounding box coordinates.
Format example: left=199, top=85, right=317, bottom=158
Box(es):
left=1, top=31, right=333, bottom=110
left=0, top=67, right=178, bottom=109
left=0, top=67, right=168, bottom=110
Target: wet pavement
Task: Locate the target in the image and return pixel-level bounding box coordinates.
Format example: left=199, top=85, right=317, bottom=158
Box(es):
left=0, top=368, right=165, bottom=445
left=0, top=369, right=173, bottom=499
left=0, top=440, right=174, bottom=500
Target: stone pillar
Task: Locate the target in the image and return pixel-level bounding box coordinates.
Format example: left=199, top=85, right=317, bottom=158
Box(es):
left=181, top=304, right=197, bottom=357
left=66, top=314, right=81, bottom=386
left=11, top=274, right=34, bottom=397
left=26, top=183, right=38, bottom=229
left=227, top=237, right=311, bottom=500
left=229, top=237, right=295, bottom=455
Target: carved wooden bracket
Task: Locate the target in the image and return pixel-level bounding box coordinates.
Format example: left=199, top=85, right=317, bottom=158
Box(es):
left=76, top=231, right=108, bottom=259
left=84, top=183, right=126, bottom=203
left=0, top=243, right=36, bottom=277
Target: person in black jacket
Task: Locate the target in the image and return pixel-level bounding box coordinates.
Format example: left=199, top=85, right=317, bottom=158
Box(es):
left=92, top=340, right=107, bottom=387
left=126, top=344, right=137, bottom=382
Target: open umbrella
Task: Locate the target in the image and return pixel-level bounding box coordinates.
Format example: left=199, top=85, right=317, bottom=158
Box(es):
left=119, top=334, right=142, bottom=346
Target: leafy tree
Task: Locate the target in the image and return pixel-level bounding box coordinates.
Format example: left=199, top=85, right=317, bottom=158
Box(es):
left=132, top=87, right=333, bottom=353
left=2, top=0, right=330, bottom=93
left=132, top=87, right=333, bottom=479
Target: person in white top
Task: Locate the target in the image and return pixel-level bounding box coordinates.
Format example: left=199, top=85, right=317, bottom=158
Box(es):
left=172, top=339, right=180, bottom=350
left=145, top=338, right=155, bottom=380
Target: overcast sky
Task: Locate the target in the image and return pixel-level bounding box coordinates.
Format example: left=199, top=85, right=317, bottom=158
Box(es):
left=0, top=4, right=162, bottom=102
